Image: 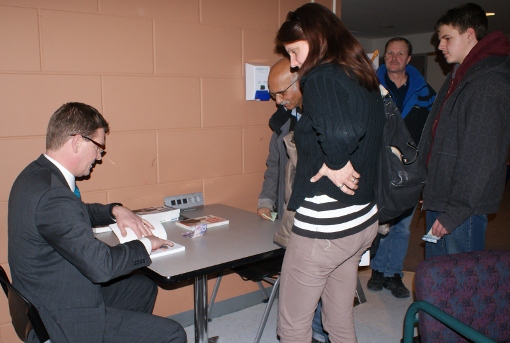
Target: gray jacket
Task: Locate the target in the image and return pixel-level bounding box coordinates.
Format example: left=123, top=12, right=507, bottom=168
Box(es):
left=418, top=54, right=510, bottom=231
left=258, top=106, right=297, bottom=219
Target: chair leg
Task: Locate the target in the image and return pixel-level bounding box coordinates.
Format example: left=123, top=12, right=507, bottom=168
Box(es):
left=254, top=276, right=280, bottom=343
left=208, top=274, right=222, bottom=321
left=256, top=281, right=270, bottom=302
left=355, top=275, right=366, bottom=305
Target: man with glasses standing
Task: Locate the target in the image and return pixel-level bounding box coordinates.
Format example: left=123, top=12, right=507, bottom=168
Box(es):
left=257, top=58, right=329, bottom=343
left=8, top=102, right=186, bottom=343
left=257, top=57, right=301, bottom=222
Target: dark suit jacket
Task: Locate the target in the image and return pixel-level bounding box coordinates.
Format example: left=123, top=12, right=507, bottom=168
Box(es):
left=8, top=155, right=151, bottom=343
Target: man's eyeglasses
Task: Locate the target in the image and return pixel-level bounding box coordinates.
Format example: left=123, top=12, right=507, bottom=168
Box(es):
left=269, top=79, right=298, bottom=99
left=70, top=134, right=105, bottom=155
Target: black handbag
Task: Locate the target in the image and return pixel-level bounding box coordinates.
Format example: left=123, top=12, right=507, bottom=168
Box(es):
left=375, top=86, right=427, bottom=224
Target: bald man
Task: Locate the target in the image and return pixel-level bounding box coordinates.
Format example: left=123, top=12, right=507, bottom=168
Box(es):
left=257, top=58, right=302, bottom=221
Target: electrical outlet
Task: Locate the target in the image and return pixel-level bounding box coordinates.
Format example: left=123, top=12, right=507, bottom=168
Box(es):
left=164, top=192, right=204, bottom=210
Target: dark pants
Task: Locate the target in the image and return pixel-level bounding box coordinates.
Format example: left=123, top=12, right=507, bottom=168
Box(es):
left=101, top=274, right=186, bottom=343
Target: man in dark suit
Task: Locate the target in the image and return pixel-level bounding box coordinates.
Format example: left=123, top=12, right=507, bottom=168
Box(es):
left=8, top=103, right=186, bottom=343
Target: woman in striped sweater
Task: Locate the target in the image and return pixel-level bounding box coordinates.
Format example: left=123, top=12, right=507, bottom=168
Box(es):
left=274, top=3, right=386, bottom=343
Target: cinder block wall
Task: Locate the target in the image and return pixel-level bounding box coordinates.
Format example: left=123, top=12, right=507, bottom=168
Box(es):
left=0, top=0, right=333, bottom=341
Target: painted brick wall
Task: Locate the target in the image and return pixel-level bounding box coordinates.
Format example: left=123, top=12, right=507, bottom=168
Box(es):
left=0, top=0, right=334, bottom=341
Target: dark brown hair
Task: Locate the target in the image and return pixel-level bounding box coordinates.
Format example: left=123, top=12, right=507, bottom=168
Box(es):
left=275, top=3, right=379, bottom=91
left=46, top=102, right=109, bottom=150
left=435, top=3, right=488, bottom=40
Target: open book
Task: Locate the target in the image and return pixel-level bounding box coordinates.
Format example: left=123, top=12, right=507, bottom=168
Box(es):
left=93, top=206, right=180, bottom=234
left=110, top=221, right=184, bottom=258
left=175, top=215, right=229, bottom=229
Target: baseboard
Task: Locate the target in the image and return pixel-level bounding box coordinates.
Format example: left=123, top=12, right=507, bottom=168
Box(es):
left=167, top=285, right=276, bottom=327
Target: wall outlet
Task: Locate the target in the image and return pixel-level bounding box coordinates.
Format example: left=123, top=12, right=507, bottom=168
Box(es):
left=164, top=192, right=204, bottom=210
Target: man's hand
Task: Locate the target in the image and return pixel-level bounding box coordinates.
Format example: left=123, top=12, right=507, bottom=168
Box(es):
left=112, top=206, right=154, bottom=238
left=310, top=161, right=360, bottom=195
left=257, top=207, right=272, bottom=220
left=431, top=219, right=449, bottom=237
left=145, top=235, right=174, bottom=251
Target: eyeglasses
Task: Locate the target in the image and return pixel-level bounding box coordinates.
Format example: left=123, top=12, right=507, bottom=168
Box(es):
left=269, top=79, right=298, bottom=99
left=70, top=134, right=105, bottom=155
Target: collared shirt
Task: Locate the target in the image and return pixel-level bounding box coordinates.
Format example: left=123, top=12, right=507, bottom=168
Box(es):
left=292, top=107, right=302, bottom=121
left=384, top=72, right=409, bottom=111
left=44, top=154, right=76, bottom=191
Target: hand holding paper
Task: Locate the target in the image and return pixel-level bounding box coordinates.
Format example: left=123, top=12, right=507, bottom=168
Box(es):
left=113, top=205, right=153, bottom=238
left=422, top=228, right=441, bottom=243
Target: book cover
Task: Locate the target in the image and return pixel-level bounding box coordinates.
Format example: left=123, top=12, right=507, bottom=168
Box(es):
left=175, top=215, right=229, bottom=229
left=109, top=221, right=184, bottom=258
left=133, top=206, right=180, bottom=223
left=92, top=226, right=111, bottom=234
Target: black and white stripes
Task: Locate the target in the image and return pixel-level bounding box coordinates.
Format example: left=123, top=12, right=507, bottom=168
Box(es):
left=292, top=194, right=378, bottom=240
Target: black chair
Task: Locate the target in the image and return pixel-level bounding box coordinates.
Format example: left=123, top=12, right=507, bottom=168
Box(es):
left=0, top=266, right=51, bottom=343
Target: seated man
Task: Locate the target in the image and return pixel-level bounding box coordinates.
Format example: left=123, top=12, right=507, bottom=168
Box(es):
left=8, top=102, right=186, bottom=343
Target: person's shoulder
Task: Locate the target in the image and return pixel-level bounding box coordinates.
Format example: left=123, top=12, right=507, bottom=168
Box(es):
left=307, top=63, right=342, bottom=76
left=305, top=63, right=350, bottom=86
left=11, top=160, right=58, bottom=204
left=464, top=56, right=510, bottom=90
left=471, top=55, right=510, bottom=76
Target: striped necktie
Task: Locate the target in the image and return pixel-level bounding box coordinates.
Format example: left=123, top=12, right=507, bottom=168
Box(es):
left=73, top=185, right=81, bottom=198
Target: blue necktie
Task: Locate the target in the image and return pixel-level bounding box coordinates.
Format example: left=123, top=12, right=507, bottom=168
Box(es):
left=73, top=185, right=81, bottom=199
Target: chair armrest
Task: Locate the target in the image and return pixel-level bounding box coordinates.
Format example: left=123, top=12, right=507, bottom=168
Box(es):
left=403, top=300, right=496, bottom=343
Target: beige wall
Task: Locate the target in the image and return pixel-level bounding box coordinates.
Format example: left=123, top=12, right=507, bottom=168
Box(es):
left=0, top=0, right=334, bottom=341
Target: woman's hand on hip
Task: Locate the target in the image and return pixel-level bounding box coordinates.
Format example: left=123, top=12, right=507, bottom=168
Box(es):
left=310, top=161, right=360, bottom=195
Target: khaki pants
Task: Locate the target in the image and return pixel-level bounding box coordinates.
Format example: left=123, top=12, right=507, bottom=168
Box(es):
left=277, top=222, right=378, bottom=343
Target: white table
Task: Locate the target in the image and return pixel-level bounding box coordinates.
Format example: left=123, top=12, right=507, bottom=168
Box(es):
left=96, top=204, right=284, bottom=343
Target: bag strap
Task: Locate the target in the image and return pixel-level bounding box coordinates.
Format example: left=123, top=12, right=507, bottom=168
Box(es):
left=380, top=86, right=419, bottom=165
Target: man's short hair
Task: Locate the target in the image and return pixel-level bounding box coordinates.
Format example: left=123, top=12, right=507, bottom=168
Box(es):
left=384, top=37, right=413, bottom=56
left=435, top=3, right=488, bottom=41
left=46, top=102, right=109, bottom=151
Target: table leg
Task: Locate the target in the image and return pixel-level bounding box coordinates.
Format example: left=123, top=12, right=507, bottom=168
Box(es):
left=194, top=275, right=219, bottom=343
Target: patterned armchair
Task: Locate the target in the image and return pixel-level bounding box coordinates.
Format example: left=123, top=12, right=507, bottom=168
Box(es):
left=409, top=250, right=510, bottom=343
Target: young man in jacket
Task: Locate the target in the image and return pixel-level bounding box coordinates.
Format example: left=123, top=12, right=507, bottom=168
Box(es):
left=418, top=3, right=510, bottom=258
left=368, top=37, right=436, bottom=298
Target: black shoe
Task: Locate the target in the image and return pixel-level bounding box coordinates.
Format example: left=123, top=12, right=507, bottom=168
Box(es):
left=383, top=273, right=410, bottom=298
left=367, top=269, right=384, bottom=291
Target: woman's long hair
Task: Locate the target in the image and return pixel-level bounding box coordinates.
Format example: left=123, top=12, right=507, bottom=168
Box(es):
left=275, top=3, right=379, bottom=91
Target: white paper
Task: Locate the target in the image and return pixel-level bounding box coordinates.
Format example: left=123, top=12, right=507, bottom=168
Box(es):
left=108, top=221, right=184, bottom=257
left=422, top=228, right=441, bottom=243
left=110, top=221, right=167, bottom=244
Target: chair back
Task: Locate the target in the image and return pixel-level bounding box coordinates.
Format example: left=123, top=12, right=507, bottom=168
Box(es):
left=415, top=250, right=510, bottom=343
left=0, top=266, right=50, bottom=343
